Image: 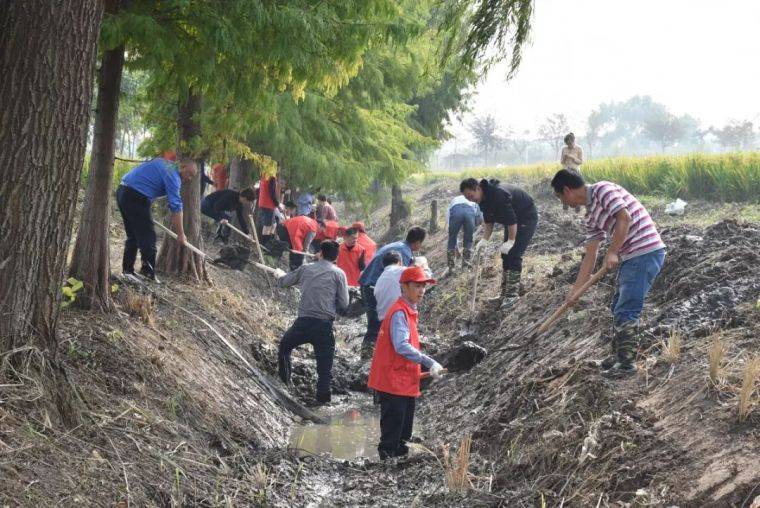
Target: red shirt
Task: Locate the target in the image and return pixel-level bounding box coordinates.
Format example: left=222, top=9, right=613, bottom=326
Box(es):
left=336, top=242, right=366, bottom=287
left=368, top=297, right=421, bottom=397
left=211, top=163, right=228, bottom=190
left=357, top=232, right=376, bottom=261
left=284, top=216, right=318, bottom=251
left=258, top=176, right=279, bottom=210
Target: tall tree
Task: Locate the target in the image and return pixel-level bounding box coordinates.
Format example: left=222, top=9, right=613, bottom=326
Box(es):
left=468, top=114, right=503, bottom=166
left=69, top=35, right=126, bottom=311
left=643, top=112, right=685, bottom=153
left=0, top=0, right=103, bottom=424
left=711, top=120, right=755, bottom=151
left=538, top=113, right=570, bottom=158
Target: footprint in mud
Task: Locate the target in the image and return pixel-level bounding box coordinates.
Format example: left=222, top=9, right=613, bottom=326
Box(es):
left=289, top=406, right=386, bottom=460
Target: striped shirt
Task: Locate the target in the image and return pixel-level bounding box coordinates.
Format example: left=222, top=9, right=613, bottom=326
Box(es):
left=585, top=181, right=665, bottom=261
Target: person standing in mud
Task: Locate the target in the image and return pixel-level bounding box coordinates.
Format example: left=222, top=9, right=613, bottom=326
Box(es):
left=358, top=227, right=427, bottom=360
left=460, top=178, right=538, bottom=310
left=368, top=266, right=443, bottom=459
left=446, top=191, right=482, bottom=273
left=561, top=132, right=584, bottom=213
left=551, top=169, right=666, bottom=376
left=276, top=240, right=349, bottom=403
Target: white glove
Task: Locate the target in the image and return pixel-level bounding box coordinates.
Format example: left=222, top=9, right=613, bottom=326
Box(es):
left=500, top=239, right=515, bottom=255
left=273, top=268, right=287, bottom=279
left=475, top=239, right=488, bottom=252
left=413, top=256, right=429, bottom=270
left=220, top=218, right=228, bottom=225
left=430, top=362, right=444, bottom=379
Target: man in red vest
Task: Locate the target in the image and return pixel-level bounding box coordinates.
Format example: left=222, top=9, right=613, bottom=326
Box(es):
left=282, top=202, right=318, bottom=271
left=336, top=227, right=366, bottom=287
left=367, top=266, right=444, bottom=459
left=352, top=221, right=376, bottom=261
left=258, top=174, right=280, bottom=243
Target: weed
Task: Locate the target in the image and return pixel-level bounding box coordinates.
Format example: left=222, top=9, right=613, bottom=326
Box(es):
left=738, top=356, right=760, bottom=422
left=659, top=329, right=682, bottom=363
left=123, top=288, right=154, bottom=325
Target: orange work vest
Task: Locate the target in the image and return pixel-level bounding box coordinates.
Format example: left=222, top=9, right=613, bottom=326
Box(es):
left=258, top=176, right=279, bottom=210
left=284, top=216, right=318, bottom=251
left=368, top=298, right=422, bottom=397
left=357, top=232, right=376, bottom=261
left=337, top=242, right=365, bottom=287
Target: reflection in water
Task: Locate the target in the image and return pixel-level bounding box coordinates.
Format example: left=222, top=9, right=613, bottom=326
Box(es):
left=289, top=407, right=384, bottom=460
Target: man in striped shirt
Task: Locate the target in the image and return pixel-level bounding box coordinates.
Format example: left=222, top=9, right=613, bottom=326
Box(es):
left=550, top=170, right=666, bottom=376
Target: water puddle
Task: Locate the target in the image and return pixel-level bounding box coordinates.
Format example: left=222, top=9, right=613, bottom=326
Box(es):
left=289, top=407, right=383, bottom=460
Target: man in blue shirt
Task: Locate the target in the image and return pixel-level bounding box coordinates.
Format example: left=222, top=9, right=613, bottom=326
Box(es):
left=358, top=226, right=426, bottom=360
left=296, top=190, right=315, bottom=216
left=116, top=157, right=197, bottom=280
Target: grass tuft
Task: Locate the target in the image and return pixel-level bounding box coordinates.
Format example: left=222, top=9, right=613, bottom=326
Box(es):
left=660, top=329, right=682, bottom=363
left=738, top=356, right=760, bottom=422
left=123, top=288, right=154, bottom=325
left=707, top=334, right=725, bottom=386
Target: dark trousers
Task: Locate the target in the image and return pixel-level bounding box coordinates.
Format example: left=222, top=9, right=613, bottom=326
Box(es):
left=278, top=317, right=335, bottom=395
left=116, top=185, right=156, bottom=274
left=361, top=285, right=380, bottom=345
left=501, top=215, right=538, bottom=272
left=377, top=391, right=416, bottom=459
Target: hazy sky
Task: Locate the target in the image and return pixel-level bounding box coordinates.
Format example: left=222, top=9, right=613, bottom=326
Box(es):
left=443, top=0, right=760, bottom=150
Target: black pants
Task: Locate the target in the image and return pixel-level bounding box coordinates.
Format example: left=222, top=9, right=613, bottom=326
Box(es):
left=278, top=317, right=335, bottom=395
left=502, top=215, right=538, bottom=272
left=116, top=185, right=156, bottom=275
left=377, top=391, right=416, bottom=459
left=361, top=285, right=380, bottom=346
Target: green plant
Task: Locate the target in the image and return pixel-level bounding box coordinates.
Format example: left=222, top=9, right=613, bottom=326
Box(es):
left=61, top=277, right=83, bottom=308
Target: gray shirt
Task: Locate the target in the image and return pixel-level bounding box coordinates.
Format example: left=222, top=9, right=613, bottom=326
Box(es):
left=277, top=260, right=349, bottom=320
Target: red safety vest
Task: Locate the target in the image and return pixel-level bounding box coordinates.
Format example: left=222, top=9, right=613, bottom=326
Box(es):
left=315, top=220, right=340, bottom=242
left=284, top=216, right=318, bottom=251
left=258, top=176, right=279, bottom=210
left=337, top=242, right=365, bottom=287
left=212, top=163, right=228, bottom=190
left=357, top=232, right=376, bottom=261
left=368, top=298, right=421, bottom=397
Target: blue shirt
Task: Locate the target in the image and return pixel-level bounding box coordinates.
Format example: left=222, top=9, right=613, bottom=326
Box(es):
left=359, top=240, right=414, bottom=287
left=389, top=298, right=434, bottom=369
left=122, top=158, right=183, bottom=213
left=296, top=193, right=313, bottom=216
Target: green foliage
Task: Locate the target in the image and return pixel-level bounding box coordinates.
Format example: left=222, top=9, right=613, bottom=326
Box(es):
left=80, top=156, right=133, bottom=190
left=459, top=152, right=760, bottom=203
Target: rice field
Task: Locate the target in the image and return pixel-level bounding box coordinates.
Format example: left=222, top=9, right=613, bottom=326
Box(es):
left=420, top=152, right=760, bottom=203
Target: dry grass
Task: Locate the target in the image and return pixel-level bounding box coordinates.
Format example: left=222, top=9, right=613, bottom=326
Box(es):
left=442, top=433, right=473, bottom=491
left=659, top=329, right=682, bottom=363
left=738, top=356, right=760, bottom=422
left=122, top=288, right=154, bottom=326
left=707, top=334, right=725, bottom=386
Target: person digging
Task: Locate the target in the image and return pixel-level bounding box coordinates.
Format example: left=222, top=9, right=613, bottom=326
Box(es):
left=460, top=178, right=538, bottom=310
left=551, top=169, right=666, bottom=376
left=367, top=266, right=443, bottom=460
left=446, top=191, right=482, bottom=274
left=200, top=187, right=256, bottom=243
left=276, top=240, right=349, bottom=403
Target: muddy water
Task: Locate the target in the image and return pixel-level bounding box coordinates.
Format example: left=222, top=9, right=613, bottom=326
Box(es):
left=289, top=406, right=385, bottom=460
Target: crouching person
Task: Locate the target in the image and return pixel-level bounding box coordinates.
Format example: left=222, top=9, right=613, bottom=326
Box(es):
left=551, top=169, right=666, bottom=376
left=276, top=240, right=349, bottom=403
left=367, top=266, right=443, bottom=459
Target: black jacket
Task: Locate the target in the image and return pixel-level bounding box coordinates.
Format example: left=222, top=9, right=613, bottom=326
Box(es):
left=202, top=189, right=249, bottom=233
left=478, top=179, right=537, bottom=226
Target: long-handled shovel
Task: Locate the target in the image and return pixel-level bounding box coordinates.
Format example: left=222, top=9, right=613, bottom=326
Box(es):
left=153, top=221, right=280, bottom=276
left=225, top=220, right=317, bottom=258
left=537, top=267, right=609, bottom=334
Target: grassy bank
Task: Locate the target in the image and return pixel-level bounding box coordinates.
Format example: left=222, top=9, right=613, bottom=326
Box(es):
left=419, top=152, right=760, bottom=203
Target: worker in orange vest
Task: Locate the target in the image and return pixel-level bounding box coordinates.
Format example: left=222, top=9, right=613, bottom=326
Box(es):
left=367, top=266, right=443, bottom=460
left=258, top=174, right=280, bottom=243
left=352, top=221, right=376, bottom=261
left=336, top=227, right=366, bottom=287
left=282, top=202, right=318, bottom=271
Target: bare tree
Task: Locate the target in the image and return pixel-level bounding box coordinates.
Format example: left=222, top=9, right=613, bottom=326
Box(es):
left=538, top=113, right=570, bottom=159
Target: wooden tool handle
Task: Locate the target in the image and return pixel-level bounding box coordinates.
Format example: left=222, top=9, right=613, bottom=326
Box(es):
left=537, top=267, right=609, bottom=334
left=420, top=368, right=449, bottom=380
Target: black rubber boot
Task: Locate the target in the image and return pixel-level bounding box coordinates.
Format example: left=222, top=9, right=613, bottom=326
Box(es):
left=500, top=270, right=521, bottom=310
left=603, top=321, right=639, bottom=376
left=316, top=391, right=331, bottom=404
left=462, top=249, right=473, bottom=269
left=447, top=250, right=456, bottom=274
left=277, top=355, right=292, bottom=385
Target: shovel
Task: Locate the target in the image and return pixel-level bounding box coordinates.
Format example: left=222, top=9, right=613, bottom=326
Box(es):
left=459, top=249, right=482, bottom=336
left=420, top=368, right=449, bottom=380
left=537, top=267, right=609, bottom=334
left=153, top=220, right=280, bottom=276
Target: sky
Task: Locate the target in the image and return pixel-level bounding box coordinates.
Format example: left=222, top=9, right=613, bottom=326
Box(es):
left=440, top=0, right=760, bottom=153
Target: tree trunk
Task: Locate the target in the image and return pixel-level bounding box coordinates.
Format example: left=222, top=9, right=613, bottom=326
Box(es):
left=387, top=183, right=411, bottom=240
left=157, top=90, right=210, bottom=283
left=0, top=0, right=103, bottom=426
left=429, top=199, right=439, bottom=234
left=229, top=156, right=253, bottom=190
left=69, top=45, right=125, bottom=311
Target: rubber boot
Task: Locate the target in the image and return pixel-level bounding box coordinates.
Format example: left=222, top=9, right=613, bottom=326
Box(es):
left=603, top=321, right=639, bottom=376
left=316, top=391, right=331, bottom=404
left=278, top=354, right=292, bottom=385
left=488, top=272, right=507, bottom=303
left=500, top=270, right=521, bottom=310
left=462, top=249, right=473, bottom=269
left=446, top=250, right=456, bottom=275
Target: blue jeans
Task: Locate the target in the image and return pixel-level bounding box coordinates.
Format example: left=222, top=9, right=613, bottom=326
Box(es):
left=361, top=285, right=381, bottom=345
left=447, top=205, right=478, bottom=250
left=611, top=249, right=666, bottom=324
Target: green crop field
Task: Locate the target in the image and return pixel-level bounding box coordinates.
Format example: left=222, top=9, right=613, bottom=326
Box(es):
left=420, top=152, right=760, bottom=203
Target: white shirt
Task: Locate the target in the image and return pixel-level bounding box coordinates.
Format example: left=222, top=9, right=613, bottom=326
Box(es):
left=448, top=195, right=481, bottom=220
left=561, top=145, right=584, bottom=171
left=374, top=265, right=406, bottom=320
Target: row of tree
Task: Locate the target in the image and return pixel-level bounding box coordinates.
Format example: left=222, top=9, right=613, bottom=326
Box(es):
left=0, top=0, right=534, bottom=425
left=441, top=95, right=757, bottom=169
